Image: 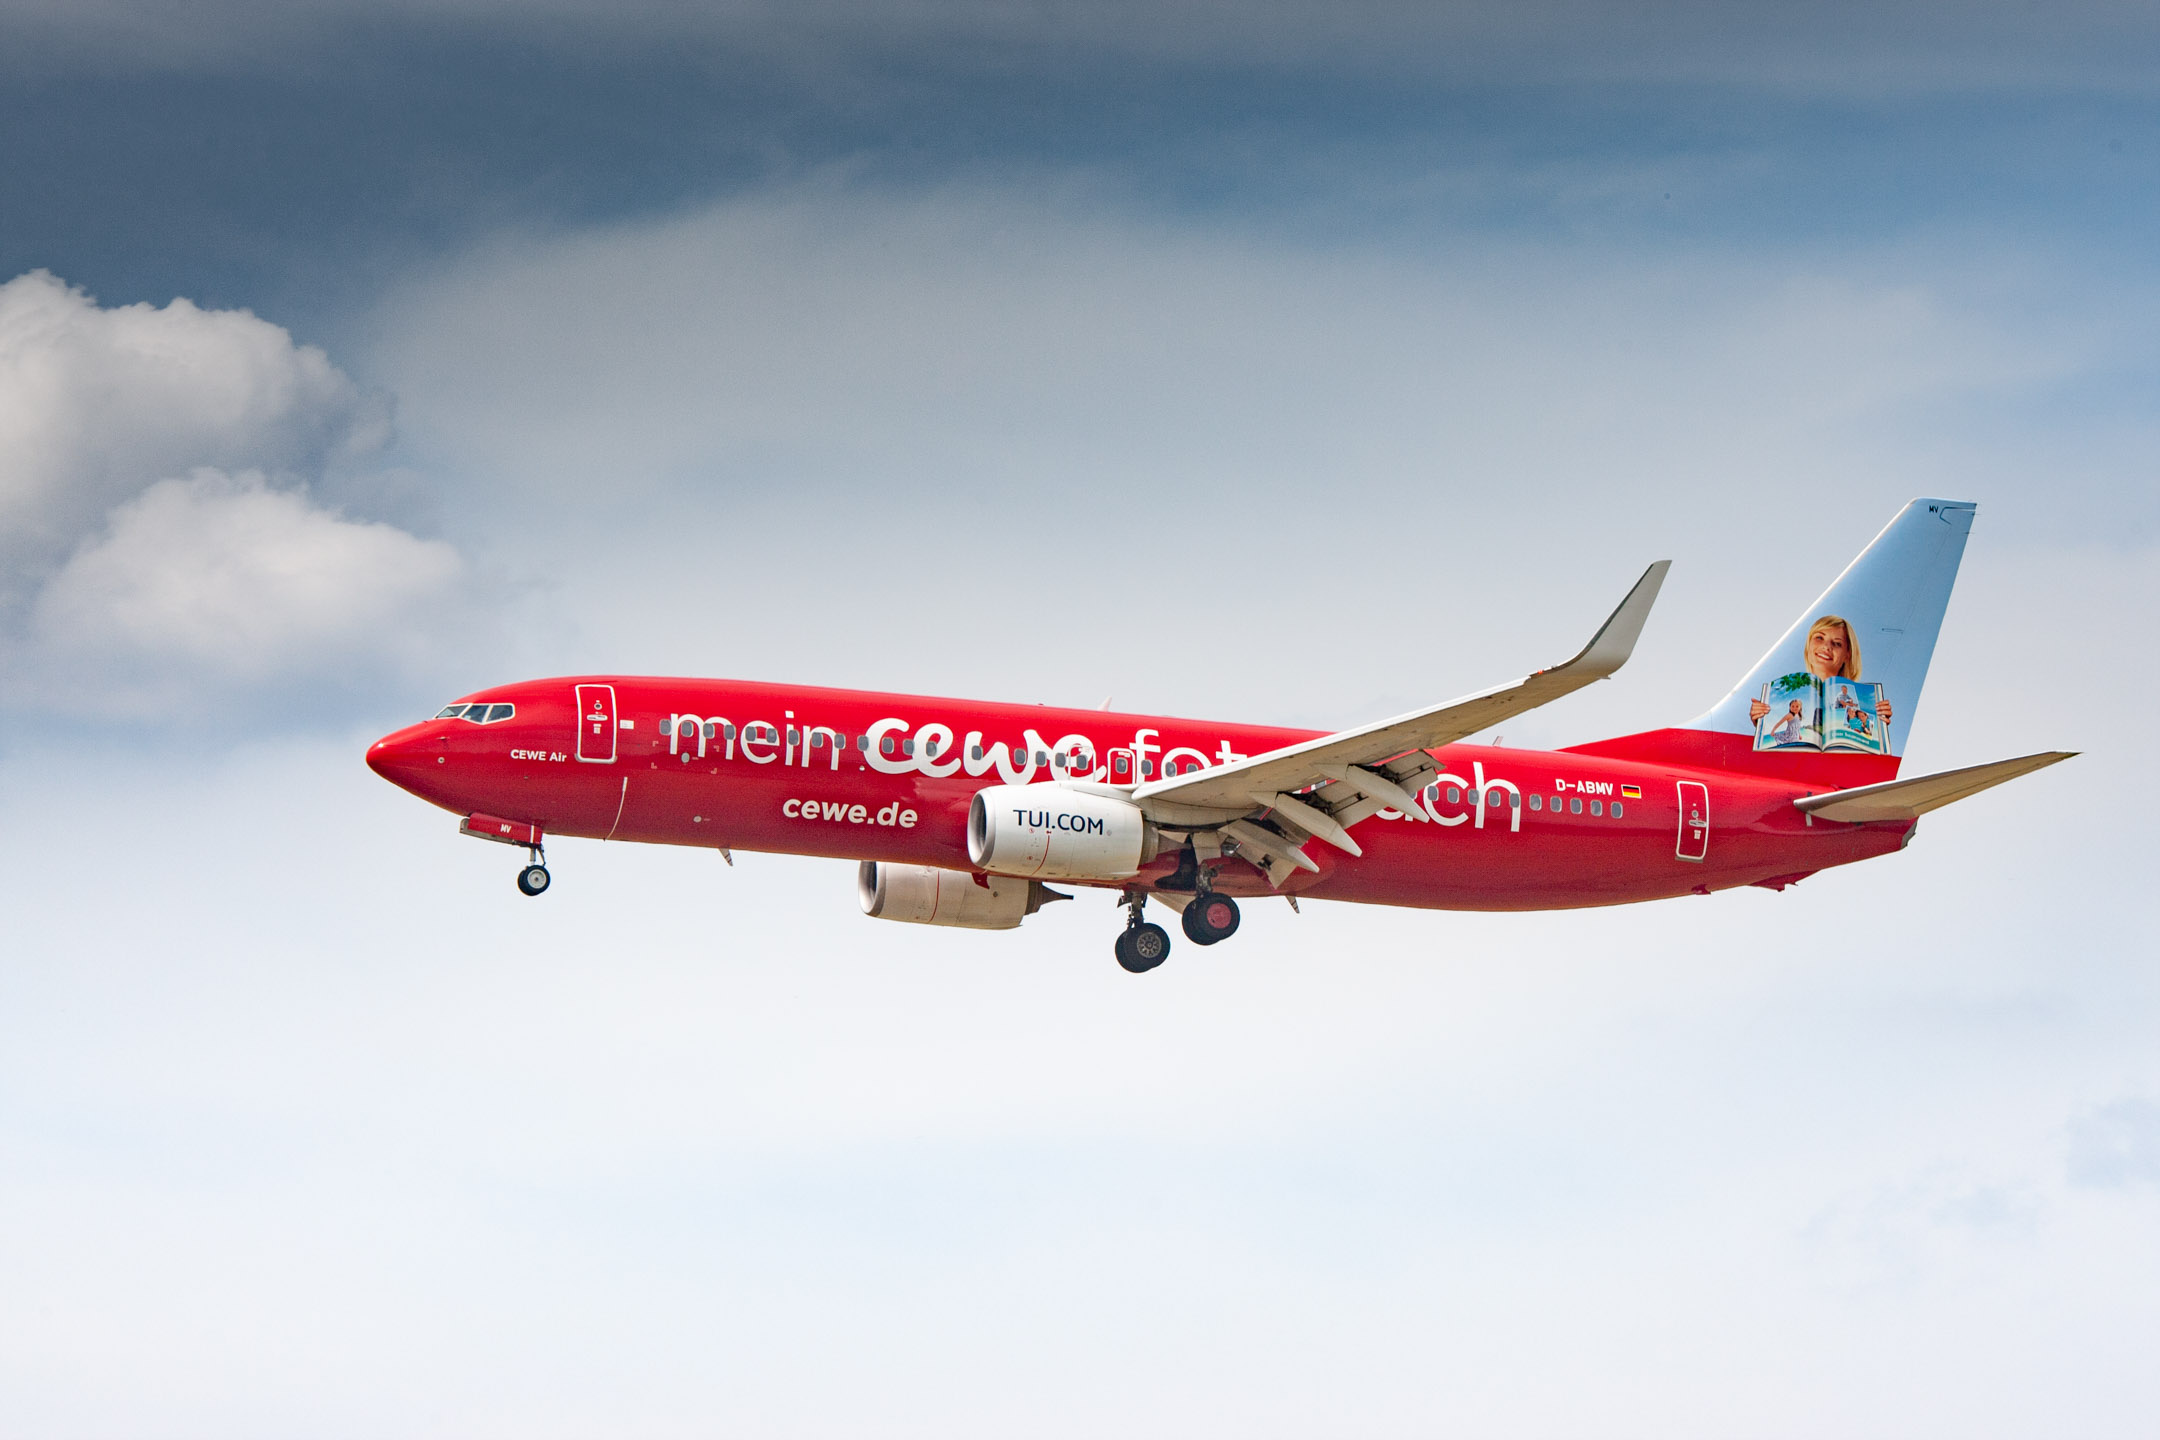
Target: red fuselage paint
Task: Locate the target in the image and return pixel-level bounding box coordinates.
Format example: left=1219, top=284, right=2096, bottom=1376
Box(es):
left=366, top=676, right=1911, bottom=910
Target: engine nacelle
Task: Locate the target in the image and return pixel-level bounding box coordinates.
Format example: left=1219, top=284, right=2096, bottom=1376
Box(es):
left=857, top=862, right=1063, bottom=930
left=967, top=783, right=1154, bottom=881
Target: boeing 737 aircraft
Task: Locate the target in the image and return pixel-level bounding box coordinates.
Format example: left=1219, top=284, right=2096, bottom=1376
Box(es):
left=368, top=499, right=2070, bottom=972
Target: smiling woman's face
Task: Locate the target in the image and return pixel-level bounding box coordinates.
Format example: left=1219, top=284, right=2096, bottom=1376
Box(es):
left=1808, top=623, right=1851, bottom=677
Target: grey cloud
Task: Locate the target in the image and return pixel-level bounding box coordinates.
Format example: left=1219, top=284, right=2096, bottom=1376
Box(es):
left=7, top=0, right=2159, bottom=93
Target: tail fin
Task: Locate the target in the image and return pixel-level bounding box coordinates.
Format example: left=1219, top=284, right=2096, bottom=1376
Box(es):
left=1569, top=498, right=1976, bottom=782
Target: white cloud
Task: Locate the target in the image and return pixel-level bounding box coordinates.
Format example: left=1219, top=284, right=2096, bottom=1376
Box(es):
left=0, top=270, right=387, bottom=593
left=0, top=271, right=473, bottom=723
left=27, top=469, right=462, bottom=712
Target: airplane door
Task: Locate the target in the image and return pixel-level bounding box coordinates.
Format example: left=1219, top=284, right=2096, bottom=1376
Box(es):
left=1675, top=781, right=1708, bottom=862
left=575, top=684, right=618, bottom=763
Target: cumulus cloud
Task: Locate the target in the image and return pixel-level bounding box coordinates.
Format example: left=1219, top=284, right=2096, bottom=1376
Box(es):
left=27, top=470, right=462, bottom=711
left=0, top=271, right=467, bottom=723
left=0, top=270, right=387, bottom=593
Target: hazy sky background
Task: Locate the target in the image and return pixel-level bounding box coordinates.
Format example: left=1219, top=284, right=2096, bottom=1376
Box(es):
left=2, top=3, right=2155, bottom=1435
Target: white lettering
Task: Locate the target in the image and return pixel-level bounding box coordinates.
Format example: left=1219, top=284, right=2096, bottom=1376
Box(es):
left=739, top=722, right=777, bottom=764
left=916, top=722, right=961, bottom=778
left=1473, top=761, right=1521, bottom=832
left=1425, top=772, right=1471, bottom=827
left=865, top=719, right=914, bottom=775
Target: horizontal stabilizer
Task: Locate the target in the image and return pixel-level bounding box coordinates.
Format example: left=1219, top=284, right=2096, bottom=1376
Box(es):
left=1794, top=751, right=2075, bottom=823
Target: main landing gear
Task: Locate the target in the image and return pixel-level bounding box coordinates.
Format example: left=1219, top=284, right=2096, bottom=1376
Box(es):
left=1181, top=892, right=1241, bottom=946
left=1111, top=886, right=1244, bottom=972
left=1114, top=888, right=1171, bottom=974
left=516, top=845, right=551, bottom=897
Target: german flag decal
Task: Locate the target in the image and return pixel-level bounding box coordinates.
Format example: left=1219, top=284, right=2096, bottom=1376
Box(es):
left=1620, top=784, right=1642, bottom=799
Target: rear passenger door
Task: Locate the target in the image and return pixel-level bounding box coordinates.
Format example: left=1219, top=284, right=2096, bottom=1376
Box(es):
left=1675, top=780, right=1708, bottom=861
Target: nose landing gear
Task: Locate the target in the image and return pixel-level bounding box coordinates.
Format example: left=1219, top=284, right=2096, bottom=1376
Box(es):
left=458, top=814, right=551, bottom=897
left=515, top=843, right=550, bottom=897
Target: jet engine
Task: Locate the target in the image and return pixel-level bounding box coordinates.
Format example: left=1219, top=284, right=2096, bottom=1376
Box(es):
left=857, top=862, right=1065, bottom=930
left=967, top=783, right=1157, bottom=881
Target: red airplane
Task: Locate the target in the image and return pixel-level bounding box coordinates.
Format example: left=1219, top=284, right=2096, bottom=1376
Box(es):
left=368, top=499, right=2070, bottom=972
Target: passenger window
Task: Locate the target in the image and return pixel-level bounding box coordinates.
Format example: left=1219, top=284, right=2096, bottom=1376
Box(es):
left=1141, top=761, right=1155, bottom=776
left=1590, top=800, right=1602, bottom=816
left=1446, top=786, right=1460, bottom=803
left=702, top=722, right=717, bottom=738
left=723, top=723, right=736, bottom=740
left=1012, top=745, right=1025, bottom=764
left=902, top=739, right=915, bottom=756
left=1528, top=794, right=1542, bottom=811
left=787, top=727, right=799, bottom=745
left=880, top=736, right=895, bottom=756
left=1570, top=797, right=1583, bottom=814
left=1611, top=801, right=1624, bottom=818
left=1488, top=791, right=1503, bottom=807
left=1509, top=792, right=1520, bottom=808
left=970, top=745, right=983, bottom=761
left=855, top=735, right=867, bottom=750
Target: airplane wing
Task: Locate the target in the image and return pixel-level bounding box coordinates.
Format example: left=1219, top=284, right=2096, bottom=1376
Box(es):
left=1125, top=561, right=1670, bottom=885
left=1793, top=751, right=2075, bottom=823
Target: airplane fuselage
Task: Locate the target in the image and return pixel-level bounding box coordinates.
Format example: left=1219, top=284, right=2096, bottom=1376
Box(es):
left=367, top=675, right=1912, bottom=910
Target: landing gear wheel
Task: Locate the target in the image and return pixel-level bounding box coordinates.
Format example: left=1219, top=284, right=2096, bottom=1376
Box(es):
left=1114, top=922, right=1171, bottom=974
left=1182, top=893, right=1241, bottom=946
left=516, top=864, right=551, bottom=896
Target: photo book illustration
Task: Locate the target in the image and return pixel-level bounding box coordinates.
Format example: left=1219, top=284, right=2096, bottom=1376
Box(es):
left=1753, top=675, right=1891, bottom=755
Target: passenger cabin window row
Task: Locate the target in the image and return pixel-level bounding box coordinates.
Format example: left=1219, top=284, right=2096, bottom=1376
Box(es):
left=1432, top=784, right=1623, bottom=819
left=1524, top=793, right=1622, bottom=818
left=436, top=703, right=515, bottom=724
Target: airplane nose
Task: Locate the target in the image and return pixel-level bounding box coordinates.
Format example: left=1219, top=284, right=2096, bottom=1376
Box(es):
left=366, top=727, right=432, bottom=790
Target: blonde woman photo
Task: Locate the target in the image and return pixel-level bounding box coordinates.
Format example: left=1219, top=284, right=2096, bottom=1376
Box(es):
left=1749, top=615, right=1894, bottom=726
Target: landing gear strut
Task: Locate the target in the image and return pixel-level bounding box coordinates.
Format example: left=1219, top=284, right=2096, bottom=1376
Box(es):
left=1113, top=888, right=1170, bottom=974
left=516, top=845, right=551, bottom=897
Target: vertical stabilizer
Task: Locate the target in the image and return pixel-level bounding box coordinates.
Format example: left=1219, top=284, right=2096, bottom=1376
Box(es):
left=1569, top=499, right=1975, bottom=781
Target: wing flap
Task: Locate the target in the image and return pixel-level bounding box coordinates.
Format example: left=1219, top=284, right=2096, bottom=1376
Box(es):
left=1131, top=560, right=1670, bottom=815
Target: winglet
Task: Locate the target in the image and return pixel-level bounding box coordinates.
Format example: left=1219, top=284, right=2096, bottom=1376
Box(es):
left=1552, top=560, right=1670, bottom=680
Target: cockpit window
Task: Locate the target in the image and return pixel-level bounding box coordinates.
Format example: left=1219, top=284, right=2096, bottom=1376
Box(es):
left=436, top=702, right=515, bottom=724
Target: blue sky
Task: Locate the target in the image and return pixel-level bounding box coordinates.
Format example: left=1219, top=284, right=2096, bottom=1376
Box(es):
left=2, top=4, right=2157, bottom=1434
